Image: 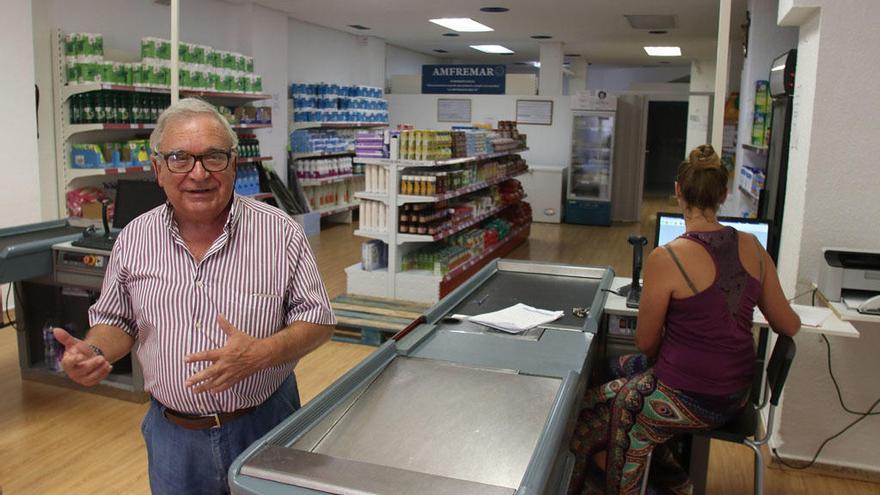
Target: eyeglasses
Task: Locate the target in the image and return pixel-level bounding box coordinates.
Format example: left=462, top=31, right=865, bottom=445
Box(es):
left=156, top=149, right=235, bottom=174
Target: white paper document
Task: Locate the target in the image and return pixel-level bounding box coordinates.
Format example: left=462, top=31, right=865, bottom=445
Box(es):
left=468, top=303, right=564, bottom=334
left=753, top=304, right=832, bottom=328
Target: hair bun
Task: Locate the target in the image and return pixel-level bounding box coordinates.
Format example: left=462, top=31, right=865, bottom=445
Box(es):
left=688, top=144, right=721, bottom=169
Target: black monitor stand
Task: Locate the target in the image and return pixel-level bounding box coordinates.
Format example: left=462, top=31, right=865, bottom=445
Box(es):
left=617, top=235, right=648, bottom=308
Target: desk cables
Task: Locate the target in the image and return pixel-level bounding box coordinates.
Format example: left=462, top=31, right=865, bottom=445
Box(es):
left=772, top=289, right=880, bottom=470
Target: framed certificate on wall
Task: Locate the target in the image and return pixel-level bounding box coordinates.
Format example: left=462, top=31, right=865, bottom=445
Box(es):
left=516, top=99, right=554, bottom=125
left=437, top=98, right=472, bottom=123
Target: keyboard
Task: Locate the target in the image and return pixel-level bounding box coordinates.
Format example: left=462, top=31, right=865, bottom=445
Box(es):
left=72, top=234, right=117, bottom=252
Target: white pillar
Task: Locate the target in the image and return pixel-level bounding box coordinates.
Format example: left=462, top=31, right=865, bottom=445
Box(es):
left=569, top=57, right=588, bottom=94
left=712, top=0, right=732, bottom=149
left=170, top=0, right=180, bottom=104
left=539, top=42, right=564, bottom=96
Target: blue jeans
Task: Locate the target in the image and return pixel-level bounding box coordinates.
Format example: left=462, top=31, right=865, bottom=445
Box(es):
left=141, top=374, right=301, bottom=495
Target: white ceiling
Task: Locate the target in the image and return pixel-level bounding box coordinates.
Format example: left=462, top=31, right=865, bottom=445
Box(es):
left=253, top=0, right=747, bottom=66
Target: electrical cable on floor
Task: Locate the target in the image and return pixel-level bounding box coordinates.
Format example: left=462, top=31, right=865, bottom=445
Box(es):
left=772, top=288, right=880, bottom=469
left=822, top=334, right=880, bottom=416
left=1, top=283, right=16, bottom=330
left=602, top=288, right=623, bottom=297
left=772, top=397, right=880, bottom=470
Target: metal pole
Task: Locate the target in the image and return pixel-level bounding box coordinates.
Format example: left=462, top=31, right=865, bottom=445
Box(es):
left=170, top=0, right=180, bottom=105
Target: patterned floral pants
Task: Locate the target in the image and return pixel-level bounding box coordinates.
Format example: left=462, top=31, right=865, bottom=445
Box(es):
left=568, top=354, right=747, bottom=495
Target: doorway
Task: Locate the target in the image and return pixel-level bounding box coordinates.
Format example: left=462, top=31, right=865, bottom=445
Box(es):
left=643, top=101, right=687, bottom=197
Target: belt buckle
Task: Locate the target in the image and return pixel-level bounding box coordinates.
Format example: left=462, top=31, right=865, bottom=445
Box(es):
left=210, top=413, right=222, bottom=429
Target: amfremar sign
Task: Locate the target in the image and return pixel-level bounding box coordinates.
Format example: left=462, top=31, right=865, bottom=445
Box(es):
left=422, top=64, right=506, bottom=95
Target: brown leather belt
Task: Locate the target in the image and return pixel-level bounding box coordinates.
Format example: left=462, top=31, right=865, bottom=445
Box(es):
left=162, top=406, right=256, bottom=430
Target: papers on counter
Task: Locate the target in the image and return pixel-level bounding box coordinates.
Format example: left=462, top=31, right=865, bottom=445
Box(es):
left=468, top=303, right=564, bottom=334
left=753, top=304, right=832, bottom=328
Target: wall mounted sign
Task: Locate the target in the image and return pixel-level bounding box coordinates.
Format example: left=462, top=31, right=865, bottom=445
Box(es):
left=437, top=98, right=472, bottom=122
left=515, top=99, right=554, bottom=125
left=422, top=64, right=506, bottom=94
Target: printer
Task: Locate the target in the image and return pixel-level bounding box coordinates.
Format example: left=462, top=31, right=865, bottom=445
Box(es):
left=818, top=248, right=880, bottom=315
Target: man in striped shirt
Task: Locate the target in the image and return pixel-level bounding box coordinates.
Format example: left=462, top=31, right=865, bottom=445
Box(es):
left=53, top=98, right=336, bottom=494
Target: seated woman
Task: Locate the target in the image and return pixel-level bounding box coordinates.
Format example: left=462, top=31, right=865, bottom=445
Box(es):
left=568, top=144, right=801, bottom=495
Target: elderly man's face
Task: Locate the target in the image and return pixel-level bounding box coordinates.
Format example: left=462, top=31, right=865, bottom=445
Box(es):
left=152, top=114, right=236, bottom=225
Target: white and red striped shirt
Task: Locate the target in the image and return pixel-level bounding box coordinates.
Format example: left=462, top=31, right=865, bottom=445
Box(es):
left=89, top=194, right=336, bottom=414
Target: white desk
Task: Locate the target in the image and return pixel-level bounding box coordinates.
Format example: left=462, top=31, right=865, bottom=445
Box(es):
left=605, top=277, right=859, bottom=338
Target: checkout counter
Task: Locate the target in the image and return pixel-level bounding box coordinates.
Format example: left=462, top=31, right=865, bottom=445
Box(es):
left=230, top=259, right=614, bottom=495
left=0, top=219, right=147, bottom=402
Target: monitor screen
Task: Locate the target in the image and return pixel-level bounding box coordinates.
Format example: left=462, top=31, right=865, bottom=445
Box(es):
left=654, top=212, right=771, bottom=250
left=113, top=180, right=167, bottom=229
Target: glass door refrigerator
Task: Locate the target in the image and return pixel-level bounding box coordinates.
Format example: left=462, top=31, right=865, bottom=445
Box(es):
left=565, top=105, right=616, bottom=226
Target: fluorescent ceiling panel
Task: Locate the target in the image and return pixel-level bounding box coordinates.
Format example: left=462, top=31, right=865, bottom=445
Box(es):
left=644, top=46, right=682, bottom=56
left=470, top=44, right=514, bottom=54
left=429, top=18, right=493, bottom=32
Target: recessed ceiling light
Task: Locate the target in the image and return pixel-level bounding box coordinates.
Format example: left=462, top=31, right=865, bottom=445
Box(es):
left=644, top=46, right=681, bottom=56
left=347, top=24, right=371, bottom=31
left=470, top=44, right=514, bottom=54
left=649, top=30, right=668, bottom=35
left=430, top=18, right=494, bottom=32
left=480, top=7, right=509, bottom=13
left=433, top=49, right=449, bottom=53
left=442, top=33, right=460, bottom=37
left=531, top=35, right=553, bottom=40
left=625, top=15, right=677, bottom=30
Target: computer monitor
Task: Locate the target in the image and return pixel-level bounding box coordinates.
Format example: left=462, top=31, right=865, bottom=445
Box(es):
left=113, top=179, right=167, bottom=229
left=654, top=212, right=771, bottom=250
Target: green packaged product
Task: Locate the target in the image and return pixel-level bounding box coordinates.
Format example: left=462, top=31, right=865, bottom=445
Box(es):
left=157, top=39, right=171, bottom=60
left=64, top=34, right=77, bottom=57
left=238, top=75, right=251, bottom=94
left=94, top=93, right=107, bottom=123
left=117, top=92, right=130, bottom=123
left=222, top=52, right=237, bottom=70
left=141, top=38, right=156, bottom=59
left=102, top=63, right=114, bottom=84
left=245, top=56, right=254, bottom=73
left=191, top=45, right=206, bottom=65
left=93, top=33, right=104, bottom=57
left=75, top=34, right=87, bottom=59
left=66, top=61, right=79, bottom=84
left=252, top=75, right=262, bottom=93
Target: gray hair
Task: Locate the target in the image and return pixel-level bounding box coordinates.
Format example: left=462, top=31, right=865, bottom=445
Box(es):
left=149, top=98, right=238, bottom=152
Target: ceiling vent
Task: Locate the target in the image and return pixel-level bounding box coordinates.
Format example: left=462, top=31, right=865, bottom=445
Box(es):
left=154, top=0, right=170, bottom=5
left=624, top=15, right=677, bottom=30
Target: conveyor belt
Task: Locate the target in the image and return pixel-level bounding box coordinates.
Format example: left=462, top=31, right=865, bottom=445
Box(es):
left=0, top=220, right=86, bottom=283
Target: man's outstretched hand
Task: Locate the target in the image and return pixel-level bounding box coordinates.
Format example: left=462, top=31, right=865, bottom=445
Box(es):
left=53, top=328, right=112, bottom=387
left=184, top=315, right=263, bottom=395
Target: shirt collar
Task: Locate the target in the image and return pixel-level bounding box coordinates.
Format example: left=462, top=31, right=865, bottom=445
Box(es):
left=162, top=193, right=242, bottom=238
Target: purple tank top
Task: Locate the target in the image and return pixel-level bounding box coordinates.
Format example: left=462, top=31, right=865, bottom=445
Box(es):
left=654, top=227, right=760, bottom=395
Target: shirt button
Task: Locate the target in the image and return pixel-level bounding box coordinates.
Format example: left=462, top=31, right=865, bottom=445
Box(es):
left=195, top=322, right=201, bottom=329
left=196, top=281, right=204, bottom=288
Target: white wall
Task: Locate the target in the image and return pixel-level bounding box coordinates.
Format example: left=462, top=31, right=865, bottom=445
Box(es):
left=287, top=18, right=385, bottom=88
left=684, top=59, right=716, bottom=155
left=586, top=65, right=690, bottom=92
left=773, top=0, right=880, bottom=473
left=721, top=0, right=798, bottom=217
left=250, top=3, right=290, bottom=182
left=1, top=0, right=42, bottom=229
left=385, top=44, right=439, bottom=90
left=388, top=94, right=573, bottom=169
